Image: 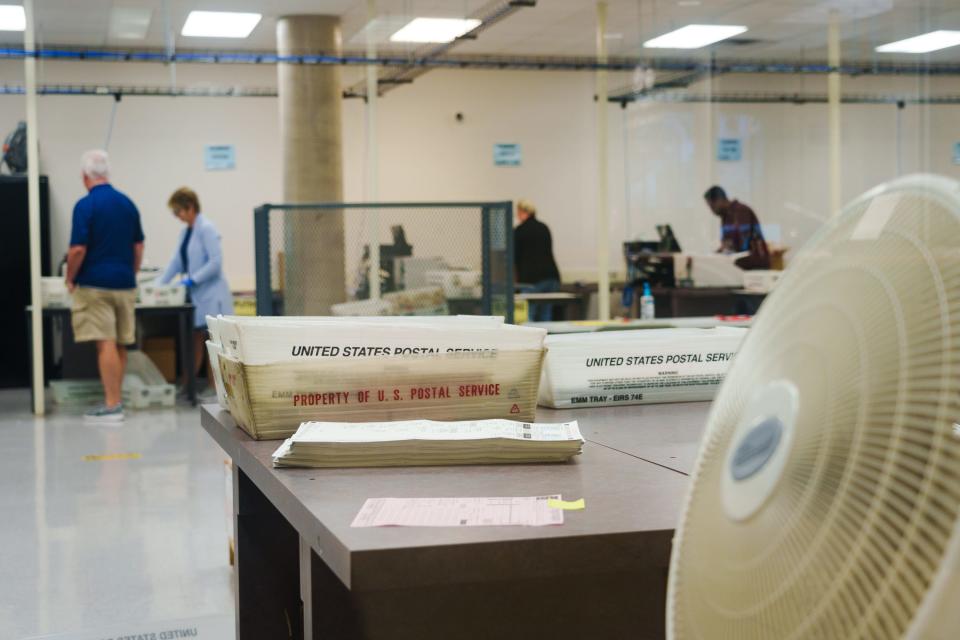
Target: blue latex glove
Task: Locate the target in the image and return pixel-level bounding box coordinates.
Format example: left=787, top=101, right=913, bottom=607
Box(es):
left=180, top=277, right=195, bottom=288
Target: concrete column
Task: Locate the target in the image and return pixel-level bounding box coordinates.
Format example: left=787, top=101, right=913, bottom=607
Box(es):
left=277, top=15, right=345, bottom=315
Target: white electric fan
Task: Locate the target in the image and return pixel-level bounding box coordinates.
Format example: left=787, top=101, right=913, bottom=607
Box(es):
left=667, top=174, right=960, bottom=640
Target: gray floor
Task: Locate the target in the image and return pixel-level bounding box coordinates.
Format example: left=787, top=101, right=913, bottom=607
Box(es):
left=0, top=389, right=235, bottom=639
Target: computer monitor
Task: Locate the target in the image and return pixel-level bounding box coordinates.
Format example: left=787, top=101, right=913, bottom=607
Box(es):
left=655, top=224, right=682, bottom=252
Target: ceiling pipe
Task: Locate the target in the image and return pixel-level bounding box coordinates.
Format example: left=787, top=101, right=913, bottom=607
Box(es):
left=0, top=84, right=279, bottom=96
left=0, top=46, right=634, bottom=71
left=3, top=45, right=960, bottom=79
left=344, top=0, right=537, bottom=98
left=4, top=85, right=960, bottom=105
left=620, top=92, right=960, bottom=105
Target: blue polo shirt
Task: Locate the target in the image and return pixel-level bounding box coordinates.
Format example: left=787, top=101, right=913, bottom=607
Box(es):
left=70, top=184, right=144, bottom=289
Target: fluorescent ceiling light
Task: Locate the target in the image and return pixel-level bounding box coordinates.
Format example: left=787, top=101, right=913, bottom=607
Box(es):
left=110, top=8, right=152, bottom=40
left=390, top=17, right=481, bottom=43
left=644, top=24, right=747, bottom=49
left=0, top=5, right=25, bottom=32
left=347, top=16, right=411, bottom=45
left=876, top=30, right=960, bottom=54
left=181, top=10, right=261, bottom=38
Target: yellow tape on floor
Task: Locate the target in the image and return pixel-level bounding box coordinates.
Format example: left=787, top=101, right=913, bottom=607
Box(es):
left=82, top=453, right=142, bottom=462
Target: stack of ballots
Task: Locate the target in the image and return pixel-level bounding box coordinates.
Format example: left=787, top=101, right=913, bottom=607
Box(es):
left=206, top=315, right=547, bottom=441
left=272, top=418, right=584, bottom=468
left=538, top=327, right=747, bottom=409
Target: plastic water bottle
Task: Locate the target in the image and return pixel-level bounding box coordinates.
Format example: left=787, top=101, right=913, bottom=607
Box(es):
left=640, top=282, right=655, bottom=320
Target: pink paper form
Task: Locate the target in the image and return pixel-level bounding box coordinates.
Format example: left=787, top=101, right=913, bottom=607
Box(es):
left=351, top=496, right=564, bottom=527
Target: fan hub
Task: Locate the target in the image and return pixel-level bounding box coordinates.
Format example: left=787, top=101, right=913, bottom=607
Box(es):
left=722, top=380, right=799, bottom=523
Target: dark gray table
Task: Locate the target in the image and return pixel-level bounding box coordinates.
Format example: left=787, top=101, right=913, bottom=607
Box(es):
left=201, top=401, right=709, bottom=640
left=539, top=402, right=710, bottom=475
left=27, top=304, right=197, bottom=406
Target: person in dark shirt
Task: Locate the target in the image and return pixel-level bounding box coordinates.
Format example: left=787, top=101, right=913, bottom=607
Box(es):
left=514, top=199, right=561, bottom=322
left=66, top=150, right=145, bottom=422
left=703, top=185, right=770, bottom=270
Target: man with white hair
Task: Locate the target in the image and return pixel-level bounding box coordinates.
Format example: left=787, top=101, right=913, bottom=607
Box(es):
left=66, top=150, right=144, bottom=421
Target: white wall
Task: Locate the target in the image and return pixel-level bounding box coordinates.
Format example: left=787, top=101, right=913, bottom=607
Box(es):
left=0, top=60, right=282, bottom=289
left=0, top=60, right=628, bottom=288
left=342, top=68, right=629, bottom=283
left=1, top=58, right=957, bottom=289
left=622, top=73, right=960, bottom=261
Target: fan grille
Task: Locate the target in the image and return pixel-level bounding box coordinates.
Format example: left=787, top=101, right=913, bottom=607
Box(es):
left=668, top=178, right=960, bottom=639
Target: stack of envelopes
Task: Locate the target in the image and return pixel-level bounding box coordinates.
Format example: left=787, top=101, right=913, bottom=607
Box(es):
left=272, top=419, right=584, bottom=468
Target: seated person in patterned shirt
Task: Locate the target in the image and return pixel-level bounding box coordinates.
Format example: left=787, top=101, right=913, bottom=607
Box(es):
left=703, top=185, right=770, bottom=270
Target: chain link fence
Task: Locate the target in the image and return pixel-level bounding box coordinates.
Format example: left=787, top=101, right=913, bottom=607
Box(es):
left=254, top=202, right=514, bottom=322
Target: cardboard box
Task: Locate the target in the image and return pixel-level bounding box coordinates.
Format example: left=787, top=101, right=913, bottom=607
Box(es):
left=215, top=315, right=538, bottom=366
left=143, top=337, right=176, bottom=383
left=219, top=349, right=545, bottom=440
left=539, top=327, right=747, bottom=409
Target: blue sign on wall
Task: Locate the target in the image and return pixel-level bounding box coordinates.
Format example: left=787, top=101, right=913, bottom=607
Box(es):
left=204, top=144, right=236, bottom=171
left=716, top=138, right=742, bottom=162
left=494, top=143, right=522, bottom=167
left=953, top=142, right=960, bottom=165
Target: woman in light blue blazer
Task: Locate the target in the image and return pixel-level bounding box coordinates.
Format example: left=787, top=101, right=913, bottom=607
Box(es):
left=160, top=187, right=234, bottom=374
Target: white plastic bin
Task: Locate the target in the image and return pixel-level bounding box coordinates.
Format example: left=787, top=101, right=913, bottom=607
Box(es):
left=41, top=277, right=72, bottom=308
left=123, top=351, right=176, bottom=409
left=139, top=282, right=186, bottom=307
left=742, top=270, right=784, bottom=293
left=426, top=270, right=482, bottom=299
left=206, top=340, right=229, bottom=409
left=50, top=379, right=102, bottom=404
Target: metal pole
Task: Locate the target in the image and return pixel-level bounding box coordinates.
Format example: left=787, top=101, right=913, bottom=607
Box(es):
left=253, top=206, right=273, bottom=315
left=162, top=0, right=176, bottom=91
left=895, top=101, right=904, bottom=177
left=622, top=103, right=631, bottom=241
left=595, top=1, right=610, bottom=321
left=504, top=203, right=515, bottom=324
left=705, top=54, right=714, bottom=190
left=366, top=0, right=380, bottom=301
left=827, top=10, right=842, bottom=216
left=24, top=0, right=44, bottom=415
left=481, top=206, right=492, bottom=317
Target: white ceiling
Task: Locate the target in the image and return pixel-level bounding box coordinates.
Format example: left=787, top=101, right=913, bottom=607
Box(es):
left=0, top=0, right=958, bottom=63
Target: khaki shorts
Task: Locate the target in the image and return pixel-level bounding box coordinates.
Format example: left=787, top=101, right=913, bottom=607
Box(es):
left=71, top=287, right=137, bottom=345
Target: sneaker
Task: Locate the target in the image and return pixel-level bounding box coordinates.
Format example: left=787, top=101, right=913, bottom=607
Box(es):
left=84, top=403, right=125, bottom=423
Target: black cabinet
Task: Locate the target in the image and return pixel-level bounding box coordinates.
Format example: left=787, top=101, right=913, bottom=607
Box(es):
left=1, top=175, right=51, bottom=387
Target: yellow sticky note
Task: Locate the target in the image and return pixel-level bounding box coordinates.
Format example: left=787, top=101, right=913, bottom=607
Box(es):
left=547, top=498, right=585, bottom=511
left=82, top=453, right=142, bottom=462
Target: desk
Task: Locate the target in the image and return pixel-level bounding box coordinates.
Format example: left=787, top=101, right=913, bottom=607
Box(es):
left=27, top=304, right=197, bottom=406
left=516, top=291, right=585, bottom=321
left=527, top=315, right=753, bottom=334
left=201, top=402, right=709, bottom=639
left=539, top=403, right=709, bottom=475
left=732, top=289, right=769, bottom=316
left=649, top=286, right=737, bottom=318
